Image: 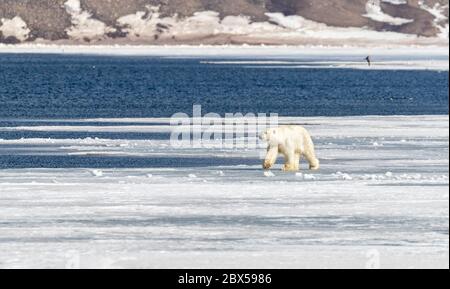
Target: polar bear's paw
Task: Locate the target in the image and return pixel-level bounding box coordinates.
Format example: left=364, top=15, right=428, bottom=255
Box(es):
left=309, top=159, right=320, bottom=171
left=263, top=160, right=273, bottom=170
left=283, top=164, right=299, bottom=172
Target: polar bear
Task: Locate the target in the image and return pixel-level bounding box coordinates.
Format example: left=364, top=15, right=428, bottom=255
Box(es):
left=259, top=126, right=320, bottom=172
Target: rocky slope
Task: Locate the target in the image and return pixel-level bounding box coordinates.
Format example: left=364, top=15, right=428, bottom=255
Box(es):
left=0, top=0, right=448, bottom=44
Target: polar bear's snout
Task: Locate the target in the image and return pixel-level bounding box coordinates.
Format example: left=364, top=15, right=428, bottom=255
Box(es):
left=259, top=129, right=276, bottom=142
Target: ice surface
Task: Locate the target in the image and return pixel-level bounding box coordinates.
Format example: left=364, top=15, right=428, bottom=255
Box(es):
left=0, top=115, right=448, bottom=268
left=202, top=60, right=449, bottom=71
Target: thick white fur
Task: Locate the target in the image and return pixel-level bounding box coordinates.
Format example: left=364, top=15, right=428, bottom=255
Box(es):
left=260, top=126, right=320, bottom=172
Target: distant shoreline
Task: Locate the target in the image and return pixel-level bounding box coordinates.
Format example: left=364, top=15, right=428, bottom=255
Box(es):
left=1, top=44, right=448, bottom=71
left=0, top=43, right=448, bottom=56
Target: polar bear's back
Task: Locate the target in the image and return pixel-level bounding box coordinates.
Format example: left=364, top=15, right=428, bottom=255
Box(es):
left=278, top=125, right=315, bottom=152
left=278, top=125, right=311, bottom=138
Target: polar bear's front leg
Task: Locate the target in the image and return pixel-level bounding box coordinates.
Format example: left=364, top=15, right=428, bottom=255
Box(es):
left=263, top=147, right=278, bottom=170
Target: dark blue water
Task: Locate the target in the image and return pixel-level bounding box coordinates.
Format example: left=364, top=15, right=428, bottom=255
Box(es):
left=0, top=154, right=261, bottom=169
left=0, top=54, right=448, bottom=118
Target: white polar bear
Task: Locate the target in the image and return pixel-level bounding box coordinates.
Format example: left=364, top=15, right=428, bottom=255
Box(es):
left=260, top=126, right=320, bottom=172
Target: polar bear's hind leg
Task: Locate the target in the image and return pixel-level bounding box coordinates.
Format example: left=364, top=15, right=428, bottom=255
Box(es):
left=304, top=151, right=320, bottom=170
left=302, top=131, right=320, bottom=170
left=294, top=153, right=301, bottom=171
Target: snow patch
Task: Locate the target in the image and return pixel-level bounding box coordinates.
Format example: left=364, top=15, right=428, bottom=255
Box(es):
left=0, top=16, right=31, bottom=41
left=381, top=0, right=407, bottom=5
left=117, top=8, right=279, bottom=40
left=295, top=173, right=317, bottom=180
left=265, top=12, right=415, bottom=40
left=364, top=0, right=414, bottom=25
left=117, top=8, right=221, bottom=39
left=65, top=0, right=82, bottom=14
left=175, top=11, right=222, bottom=36
left=64, top=0, right=115, bottom=41
left=264, top=171, right=275, bottom=177
left=115, top=5, right=418, bottom=43
left=90, top=170, right=103, bottom=177
left=334, top=172, right=353, bottom=181
left=117, top=6, right=164, bottom=39
left=419, top=1, right=449, bottom=38
left=303, top=174, right=316, bottom=181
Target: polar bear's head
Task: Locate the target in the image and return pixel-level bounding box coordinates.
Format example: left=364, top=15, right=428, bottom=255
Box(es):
left=259, top=128, right=279, bottom=143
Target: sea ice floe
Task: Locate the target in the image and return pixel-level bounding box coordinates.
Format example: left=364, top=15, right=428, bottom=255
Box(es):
left=216, top=171, right=225, bottom=177
left=264, top=171, right=275, bottom=177
left=90, top=170, right=103, bottom=177
left=0, top=115, right=448, bottom=268
left=303, top=174, right=316, bottom=181
left=334, top=172, right=353, bottom=181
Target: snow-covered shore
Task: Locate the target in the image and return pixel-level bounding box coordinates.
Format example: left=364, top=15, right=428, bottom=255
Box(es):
left=2, top=1, right=448, bottom=46
left=0, top=115, right=448, bottom=269
left=1, top=43, right=448, bottom=57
